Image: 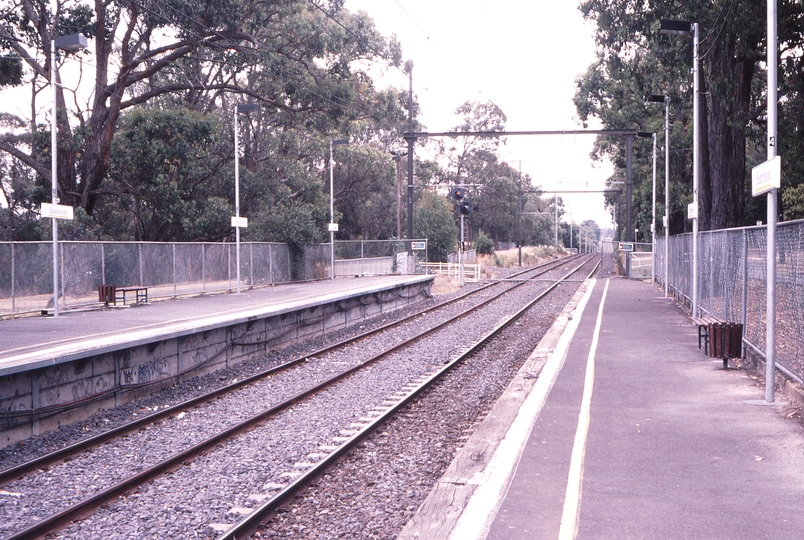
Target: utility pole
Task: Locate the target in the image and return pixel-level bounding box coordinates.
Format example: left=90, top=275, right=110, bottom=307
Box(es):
left=517, top=161, right=522, bottom=266
left=404, top=62, right=416, bottom=262
left=554, top=193, right=559, bottom=255
left=391, top=151, right=406, bottom=239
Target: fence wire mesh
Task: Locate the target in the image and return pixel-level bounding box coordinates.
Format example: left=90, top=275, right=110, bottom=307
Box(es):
left=0, top=239, right=428, bottom=317
left=0, top=241, right=298, bottom=316
left=656, top=219, right=804, bottom=384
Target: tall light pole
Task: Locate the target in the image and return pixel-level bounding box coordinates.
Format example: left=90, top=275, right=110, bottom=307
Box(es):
left=554, top=193, right=559, bottom=255
left=637, top=131, right=657, bottom=285
left=391, top=150, right=407, bottom=239
left=569, top=212, right=573, bottom=253
left=765, top=0, right=778, bottom=402
left=648, top=94, right=670, bottom=297
left=661, top=19, right=699, bottom=316
left=233, top=103, right=259, bottom=294
left=49, top=34, right=87, bottom=317
left=651, top=132, right=657, bottom=285
left=329, top=139, right=349, bottom=279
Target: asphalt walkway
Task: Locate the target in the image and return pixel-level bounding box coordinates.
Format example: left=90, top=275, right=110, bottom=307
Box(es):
left=399, top=277, right=804, bottom=540
left=0, top=275, right=431, bottom=376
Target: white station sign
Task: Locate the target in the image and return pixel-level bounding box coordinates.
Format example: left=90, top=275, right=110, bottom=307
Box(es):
left=687, top=201, right=698, bottom=220
left=752, top=156, right=781, bottom=197
left=231, top=216, right=248, bottom=228
left=41, top=203, right=74, bottom=220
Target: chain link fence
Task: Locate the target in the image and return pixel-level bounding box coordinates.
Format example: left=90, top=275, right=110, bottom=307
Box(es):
left=656, top=219, right=804, bottom=385
left=334, top=239, right=427, bottom=276
left=0, top=241, right=300, bottom=316
left=0, top=239, right=430, bottom=317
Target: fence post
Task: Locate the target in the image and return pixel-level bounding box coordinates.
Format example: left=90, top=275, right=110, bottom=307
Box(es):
left=742, top=229, right=748, bottom=358
left=60, top=242, right=65, bottom=309
left=269, top=243, right=273, bottom=285
left=11, top=243, right=15, bottom=315
left=724, top=232, right=731, bottom=319
left=202, top=243, right=206, bottom=292
left=138, top=243, right=143, bottom=287
left=173, top=243, right=177, bottom=297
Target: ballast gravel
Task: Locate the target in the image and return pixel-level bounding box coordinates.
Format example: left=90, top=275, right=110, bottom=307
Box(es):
left=0, top=258, right=597, bottom=539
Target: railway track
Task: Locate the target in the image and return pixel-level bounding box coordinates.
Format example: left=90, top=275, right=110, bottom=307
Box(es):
left=0, top=254, right=599, bottom=539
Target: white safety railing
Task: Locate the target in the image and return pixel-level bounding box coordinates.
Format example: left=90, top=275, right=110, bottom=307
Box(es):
left=421, top=262, right=481, bottom=283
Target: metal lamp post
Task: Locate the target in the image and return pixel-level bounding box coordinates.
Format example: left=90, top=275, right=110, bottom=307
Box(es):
left=648, top=94, right=670, bottom=297
left=49, top=34, right=88, bottom=317
left=233, top=103, right=259, bottom=294
left=637, top=131, right=657, bottom=285
left=651, top=132, right=657, bottom=285
left=329, top=139, right=349, bottom=279
left=661, top=19, right=699, bottom=316
left=765, top=0, right=778, bottom=402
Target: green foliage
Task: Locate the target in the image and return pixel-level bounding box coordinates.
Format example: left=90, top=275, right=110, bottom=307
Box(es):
left=0, top=0, right=404, bottom=229
left=474, top=232, right=494, bottom=255
left=332, top=144, right=398, bottom=240
left=104, top=108, right=228, bottom=241
left=782, top=185, right=804, bottom=221
left=0, top=57, right=22, bottom=87
left=250, top=202, right=326, bottom=247
left=575, top=0, right=804, bottom=232
left=414, top=193, right=458, bottom=263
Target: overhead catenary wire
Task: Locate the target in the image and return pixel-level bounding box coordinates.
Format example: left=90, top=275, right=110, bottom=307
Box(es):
left=698, top=0, right=737, bottom=59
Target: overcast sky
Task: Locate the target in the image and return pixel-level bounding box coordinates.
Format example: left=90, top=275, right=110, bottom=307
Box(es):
left=345, top=0, right=615, bottom=229
left=2, top=1, right=616, bottom=229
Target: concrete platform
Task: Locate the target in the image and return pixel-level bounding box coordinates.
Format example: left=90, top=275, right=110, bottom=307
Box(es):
left=399, top=277, right=804, bottom=540
left=0, top=275, right=433, bottom=447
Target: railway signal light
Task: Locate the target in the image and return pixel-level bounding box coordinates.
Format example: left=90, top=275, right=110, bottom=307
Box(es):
left=460, top=202, right=472, bottom=216
left=450, top=186, right=466, bottom=200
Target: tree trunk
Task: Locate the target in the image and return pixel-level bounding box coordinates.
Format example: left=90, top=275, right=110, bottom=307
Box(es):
left=702, top=32, right=756, bottom=231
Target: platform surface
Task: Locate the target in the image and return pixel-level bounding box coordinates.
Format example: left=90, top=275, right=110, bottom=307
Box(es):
left=0, top=275, right=432, bottom=377
left=400, top=277, right=804, bottom=540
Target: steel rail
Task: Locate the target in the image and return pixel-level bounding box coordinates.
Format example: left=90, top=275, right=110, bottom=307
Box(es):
left=4, top=255, right=593, bottom=540
left=0, top=255, right=580, bottom=487
left=217, top=255, right=602, bottom=539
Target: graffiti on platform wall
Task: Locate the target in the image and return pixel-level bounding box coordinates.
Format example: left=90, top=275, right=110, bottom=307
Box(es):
left=71, top=376, right=111, bottom=402
left=121, top=357, right=171, bottom=386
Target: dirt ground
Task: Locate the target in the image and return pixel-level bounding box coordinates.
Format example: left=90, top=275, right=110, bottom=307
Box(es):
left=429, top=246, right=566, bottom=296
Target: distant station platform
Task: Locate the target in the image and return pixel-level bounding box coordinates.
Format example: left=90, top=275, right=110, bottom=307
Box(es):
left=399, top=277, right=804, bottom=540
left=0, top=275, right=433, bottom=447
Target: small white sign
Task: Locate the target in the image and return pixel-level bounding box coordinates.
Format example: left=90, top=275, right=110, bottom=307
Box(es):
left=752, top=156, right=781, bottom=197
left=328, top=223, right=339, bottom=232
left=41, top=203, right=74, bottom=220
left=231, top=216, right=248, bottom=228
left=396, top=252, right=409, bottom=274
left=618, top=242, right=634, bottom=252
left=687, top=201, right=698, bottom=220
left=411, top=241, right=426, bottom=250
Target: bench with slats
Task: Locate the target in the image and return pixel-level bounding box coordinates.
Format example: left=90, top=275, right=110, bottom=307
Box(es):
left=691, top=315, right=722, bottom=350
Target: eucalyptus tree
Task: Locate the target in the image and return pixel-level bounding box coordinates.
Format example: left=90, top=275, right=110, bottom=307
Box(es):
left=575, top=0, right=804, bottom=230
left=0, top=0, right=402, bottom=236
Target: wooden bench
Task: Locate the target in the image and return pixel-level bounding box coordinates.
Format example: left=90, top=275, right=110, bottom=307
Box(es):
left=98, top=284, right=148, bottom=306
left=116, top=286, right=148, bottom=306
left=691, top=315, right=722, bottom=351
